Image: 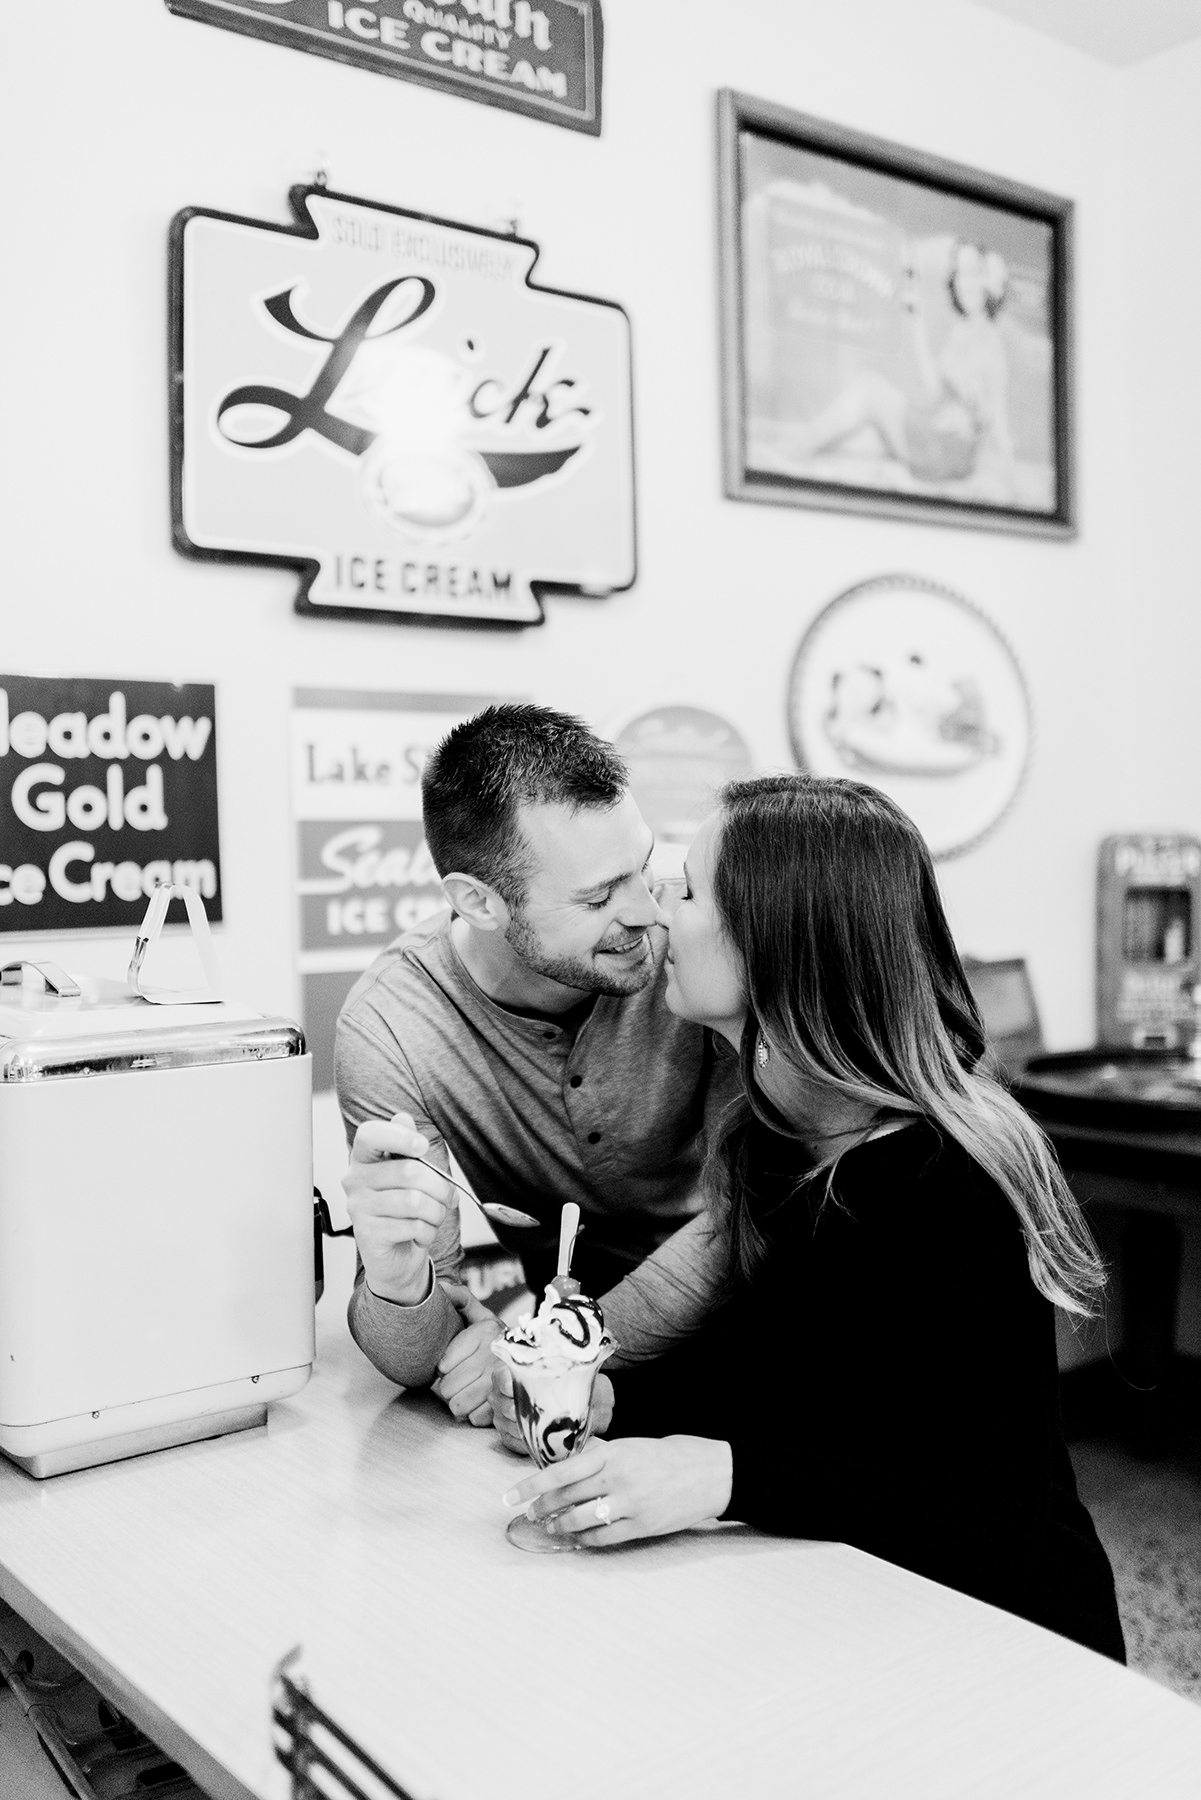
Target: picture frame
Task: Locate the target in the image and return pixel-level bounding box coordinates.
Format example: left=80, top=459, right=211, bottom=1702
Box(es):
left=717, top=90, right=1075, bottom=537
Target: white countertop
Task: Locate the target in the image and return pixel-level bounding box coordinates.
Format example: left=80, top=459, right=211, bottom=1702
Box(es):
left=0, top=1238, right=1198, bottom=1800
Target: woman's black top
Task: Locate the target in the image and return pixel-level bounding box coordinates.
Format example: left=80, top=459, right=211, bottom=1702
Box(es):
left=608, top=1118, right=1126, bottom=1663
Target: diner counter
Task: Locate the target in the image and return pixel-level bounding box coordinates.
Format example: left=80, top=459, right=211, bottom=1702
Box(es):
left=0, top=1240, right=1199, bottom=1800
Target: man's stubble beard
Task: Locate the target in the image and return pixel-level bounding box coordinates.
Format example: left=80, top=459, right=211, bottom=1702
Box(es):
left=503, top=909, right=655, bottom=998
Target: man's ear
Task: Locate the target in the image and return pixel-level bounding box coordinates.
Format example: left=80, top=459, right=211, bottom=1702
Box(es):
left=441, top=871, right=509, bottom=932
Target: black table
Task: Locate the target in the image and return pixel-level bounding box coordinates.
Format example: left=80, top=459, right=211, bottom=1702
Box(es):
left=1015, top=1049, right=1201, bottom=1449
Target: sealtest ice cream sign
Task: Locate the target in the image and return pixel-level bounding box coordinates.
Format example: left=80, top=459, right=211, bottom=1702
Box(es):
left=171, top=186, right=635, bottom=626
left=291, top=687, right=502, bottom=1087
left=0, top=678, right=220, bottom=935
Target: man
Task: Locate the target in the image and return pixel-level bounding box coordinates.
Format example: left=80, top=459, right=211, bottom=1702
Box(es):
left=337, top=704, right=731, bottom=1425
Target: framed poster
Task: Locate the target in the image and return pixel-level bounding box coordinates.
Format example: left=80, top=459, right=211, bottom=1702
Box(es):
left=171, top=185, right=635, bottom=628
left=0, top=677, right=220, bottom=934
left=292, top=688, right=503, bottom=1088
left=164, top=1, right=603, bottom=136
left=719, top=90, right=1075, bottom=537
left=786, top=577, right=1031, bottom=860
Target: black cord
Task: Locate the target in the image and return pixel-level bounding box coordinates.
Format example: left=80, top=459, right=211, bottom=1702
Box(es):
left=314, top=1186, right=354, bottom=1239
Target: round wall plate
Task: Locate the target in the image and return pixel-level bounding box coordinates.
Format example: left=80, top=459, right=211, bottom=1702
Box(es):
left=787, top=574, right=1031, bottom=859
left=615, top=706, right=753, bottom=845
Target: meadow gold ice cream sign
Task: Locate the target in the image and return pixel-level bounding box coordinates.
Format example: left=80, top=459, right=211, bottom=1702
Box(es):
left=164, top=1, right=602, bottom=136
left=0, top=678, right=220, bottom=935
left=170, top=186, right=634, bottom=626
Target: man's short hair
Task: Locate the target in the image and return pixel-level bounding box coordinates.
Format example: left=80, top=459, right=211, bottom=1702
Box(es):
left=422, top=704, right=627, bottom=903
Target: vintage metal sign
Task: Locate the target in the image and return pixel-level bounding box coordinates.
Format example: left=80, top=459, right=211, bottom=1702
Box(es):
left=0, top=678, right=220, bottom=935
left=164, top=1, right=602, bottom=135
left=788, top=576, right=1031, bottom=860
left=291, top=687, right=504, bottom=1086
left=171, top=186, right=634, bottom=627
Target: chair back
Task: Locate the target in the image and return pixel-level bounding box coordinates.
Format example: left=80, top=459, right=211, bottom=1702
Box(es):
left=962, top=956, right=1044, bottom=1081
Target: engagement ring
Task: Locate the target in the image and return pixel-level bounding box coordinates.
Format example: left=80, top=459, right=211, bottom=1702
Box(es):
left=594, top=1497, right=612, bottom=1525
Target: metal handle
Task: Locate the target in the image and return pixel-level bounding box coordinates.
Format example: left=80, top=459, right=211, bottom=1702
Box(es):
left=0, top=960, right=82, bottom=998
left=127, top=884, right=222, bottom=1005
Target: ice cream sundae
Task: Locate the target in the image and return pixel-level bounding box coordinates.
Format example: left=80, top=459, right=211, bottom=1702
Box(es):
left=493, top=1284, right=615, bottom=1470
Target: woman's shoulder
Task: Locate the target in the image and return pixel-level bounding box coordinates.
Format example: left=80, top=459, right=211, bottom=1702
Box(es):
left=741, top=1112, right=1023, bottom=1256
left=847, top=1114, right=972, bottom=1169
left=833, top=1117, right=1019, bottom=1245
left=744, top=1112, right=983, bottom=1194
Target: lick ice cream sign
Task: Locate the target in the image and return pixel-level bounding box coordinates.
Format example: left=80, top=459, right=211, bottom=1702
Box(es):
left=170, top=186, right=635, bottom=626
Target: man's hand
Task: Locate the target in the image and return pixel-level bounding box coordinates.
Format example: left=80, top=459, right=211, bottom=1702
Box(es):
left=434, top=1283, right=504, bottom=1426
left=344, top=1112, right=454, bottom=1306
left=490, top=1367, right=615, bottom=1457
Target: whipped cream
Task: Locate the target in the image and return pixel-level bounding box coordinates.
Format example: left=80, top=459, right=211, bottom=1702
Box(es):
left=497, top=1284, right=613, bottom=1368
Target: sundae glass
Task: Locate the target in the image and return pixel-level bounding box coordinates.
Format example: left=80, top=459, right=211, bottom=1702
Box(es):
left=493, top=1282, right=615, bottom=1553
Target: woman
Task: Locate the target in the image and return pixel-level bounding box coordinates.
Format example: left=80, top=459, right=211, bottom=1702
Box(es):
left=503, top=775, right=1125, bottom=1662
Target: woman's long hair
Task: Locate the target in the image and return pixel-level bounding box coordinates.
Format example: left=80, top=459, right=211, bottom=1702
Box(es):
left=706, top=775, right=1105, bottom=1316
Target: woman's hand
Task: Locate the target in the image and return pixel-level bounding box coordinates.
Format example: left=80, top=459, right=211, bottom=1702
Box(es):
left=502, top=1436, right=733, bottom=1547
left=490, top=1369, right=615, bottom=1456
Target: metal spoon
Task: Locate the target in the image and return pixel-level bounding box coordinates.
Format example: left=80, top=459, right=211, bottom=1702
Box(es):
left=548, top=1202, right=583, bottom=1298
left=411, top=1155, right=540, bottom=1229
left=557, top=1203, right=582, bottom=1281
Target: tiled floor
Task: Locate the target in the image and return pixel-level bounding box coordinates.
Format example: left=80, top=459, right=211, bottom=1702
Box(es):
left=0, top=1688, right=69, bottom=1800
left=0, top=1599, right=206, bottom=1799
left=1071, top=1429, right=1201, bottom=1704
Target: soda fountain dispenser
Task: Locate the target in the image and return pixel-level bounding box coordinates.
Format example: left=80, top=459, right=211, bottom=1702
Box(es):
left=1097, top=834, right=1201, bottom=1049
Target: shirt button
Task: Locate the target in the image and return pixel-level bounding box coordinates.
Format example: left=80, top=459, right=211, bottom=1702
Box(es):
left=569, top=1075, right=583, bottom=1088
left=587, top=1131, right=601, bottom=1144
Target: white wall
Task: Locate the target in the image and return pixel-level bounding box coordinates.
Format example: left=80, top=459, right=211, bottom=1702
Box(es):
left=2, top=0, right=1197, bottom=1336
left=0, top=0, right=1133, bottom=1031
left=1115, top=33, right=1201, bottom=1357
left=1121, top=36, right=1201, bottom=839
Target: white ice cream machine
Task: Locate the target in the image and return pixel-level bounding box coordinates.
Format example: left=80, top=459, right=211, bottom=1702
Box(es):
left=0, top=889, right=314, bottom=1477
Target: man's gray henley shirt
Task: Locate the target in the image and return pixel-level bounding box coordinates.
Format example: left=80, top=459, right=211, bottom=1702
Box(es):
left=336, top=906, right=733, bottom=1388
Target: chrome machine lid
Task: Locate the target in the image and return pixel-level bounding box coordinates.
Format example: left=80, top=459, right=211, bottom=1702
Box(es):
left=0, top=968, right=305, bottom=1082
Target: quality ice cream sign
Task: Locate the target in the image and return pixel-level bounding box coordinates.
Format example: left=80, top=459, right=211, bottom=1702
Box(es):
left=170, top=186, right=635, bottom=626
left=164, top=2, right=603, bottom=136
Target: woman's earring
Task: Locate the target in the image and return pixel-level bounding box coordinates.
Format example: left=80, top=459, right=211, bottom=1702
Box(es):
left=755, top=1034, right=769, bottom=1068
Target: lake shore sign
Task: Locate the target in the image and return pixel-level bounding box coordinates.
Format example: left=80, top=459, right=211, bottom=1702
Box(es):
left=163, top=1, right=603, bottom=135
left=170, top=186, right=635, bottom=628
